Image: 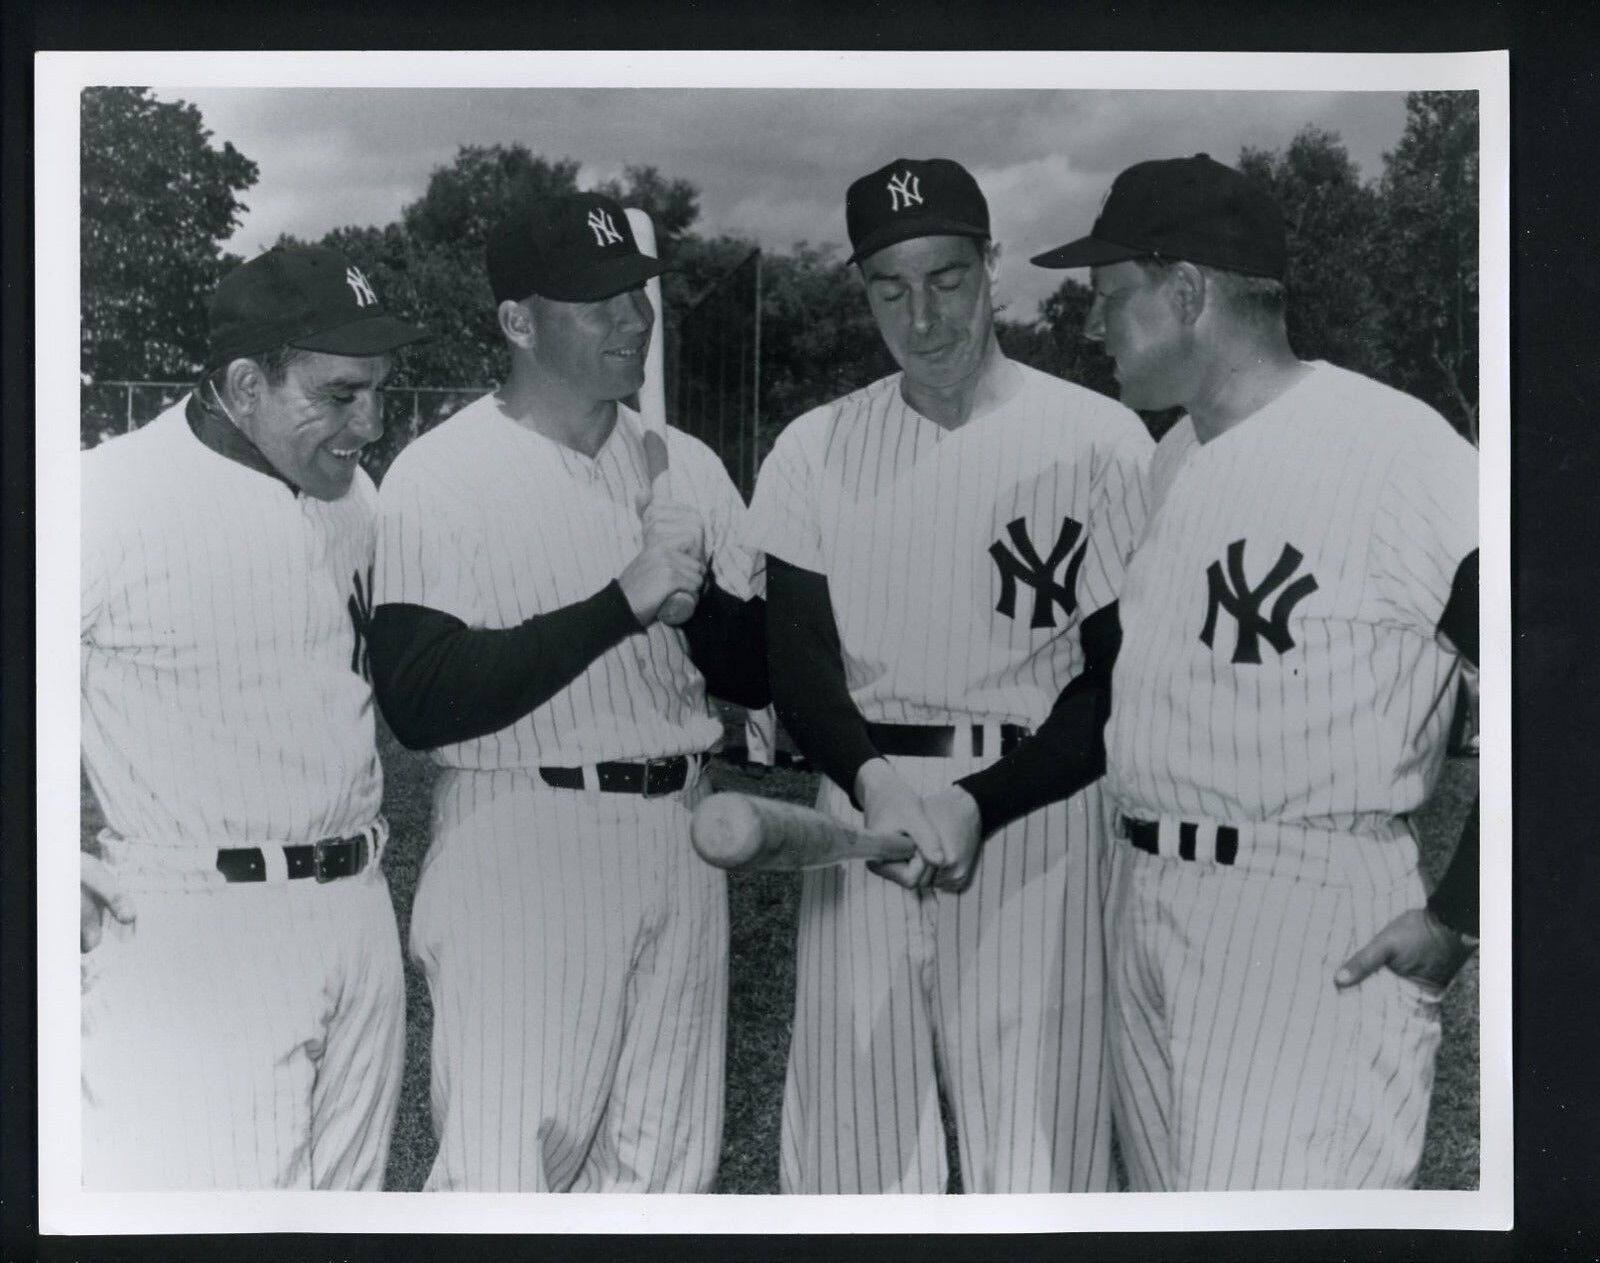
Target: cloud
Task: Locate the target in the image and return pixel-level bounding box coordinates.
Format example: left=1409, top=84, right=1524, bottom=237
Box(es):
left=160, top=85, right=1409, bottom=320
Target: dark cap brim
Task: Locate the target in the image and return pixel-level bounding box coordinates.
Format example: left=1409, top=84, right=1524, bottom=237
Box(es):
left=291, top=314, right=433, bottom=358
left=534, top=254, right=670, bottom=304
left=1029, top=235, right=1149, bottom=269
left=849, top=217, right=990, bottom=266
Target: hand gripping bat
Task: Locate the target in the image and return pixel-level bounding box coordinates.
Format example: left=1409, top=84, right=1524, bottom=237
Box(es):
left=690, top=792, right=918, bottom=872
left=624, top=207, right=698, bottom=628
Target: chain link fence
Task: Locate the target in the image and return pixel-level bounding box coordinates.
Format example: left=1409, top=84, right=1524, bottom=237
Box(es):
left=80, top=382, right=491, bottom=482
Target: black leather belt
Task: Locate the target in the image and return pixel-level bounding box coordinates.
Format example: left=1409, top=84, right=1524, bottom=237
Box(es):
left=215, top=835, right=372, bottom=883
left=538, top=753, right=705, bottom=797
left=1122, top=817, right=1239, bottom=866
left=866, top=721, right=1029, bottom=759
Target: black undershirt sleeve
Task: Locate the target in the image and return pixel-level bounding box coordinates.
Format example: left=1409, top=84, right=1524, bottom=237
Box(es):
left=679, top=581, right=770, bottom=710
left=766, top=556, right=880, bottom=799
left=1425, top=549, right=1480, bottom=937
left=369, top=583, right=639, bottom=750
left=955, top=601, right=1122, bottom=836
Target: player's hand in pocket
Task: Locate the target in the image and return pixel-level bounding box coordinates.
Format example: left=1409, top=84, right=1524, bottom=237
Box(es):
left=926, top=786, right=984, bottom=893
left=81, top=853, right=136, bottom=954
left=857, top=758, right=946, bottom=892
left=1333, top=907, right=1476, bottom=993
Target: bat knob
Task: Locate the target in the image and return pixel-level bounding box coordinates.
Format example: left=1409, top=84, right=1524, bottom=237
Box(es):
left=659, top=591, right=699, bottom=626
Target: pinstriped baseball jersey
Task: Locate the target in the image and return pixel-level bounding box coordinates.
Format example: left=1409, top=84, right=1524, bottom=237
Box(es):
left=80, top=400, right=404, bottom=1190
left=747, top=362, right=1150, bottom=1193
left=82, top=401, right=383, bottom=847
left=374, top=392, right=755, bottom=767
left=747, top=363, right=1150, bottom=728
left=1102, top=361, right=1476, bottom=1191
left=374, top=391, right=745, bottom=1192
left=1107, top=362, right=1478, bottom=836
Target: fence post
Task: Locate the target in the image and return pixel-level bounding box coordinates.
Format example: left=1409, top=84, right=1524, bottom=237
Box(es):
left=751, top=250, right=762, bottom=498
left=126, top=384, right=135, bottom=433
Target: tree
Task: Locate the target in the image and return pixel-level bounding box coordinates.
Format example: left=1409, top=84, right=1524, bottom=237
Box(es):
left=307, top=146, right=711, bottom=478
left=80, top=87, right=258, bottom=394
left=1238, top=127, right=1388, bottom=378
left=1375, top=92, right=1479, bottom=440
left=998, top=277, right=1118, bottom=401
left=595, top=165, right=700, bottom=254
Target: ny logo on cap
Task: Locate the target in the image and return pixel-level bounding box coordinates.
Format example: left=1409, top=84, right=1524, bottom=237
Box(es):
left=887, top=170, right=923, bottom=213
left=587, top=208, right=624, bottom=247
left=345, top=266, right=378, bottom=308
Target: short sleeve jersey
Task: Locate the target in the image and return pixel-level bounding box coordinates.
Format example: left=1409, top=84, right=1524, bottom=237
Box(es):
left=80, top=402, right=383, bottom=847
left=745, top=363, right=1151, bottom=726
left=373, top=392, right=755, bottom=768
left=1106, top=361, right=1479, bottom=833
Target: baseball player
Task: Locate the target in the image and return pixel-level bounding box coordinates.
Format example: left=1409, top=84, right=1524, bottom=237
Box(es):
left=368, top=192, right=767, bottom=1192
left=745, top=158, right=1152, bottom=1194
left=1032, top=153, right=1480, bottom=1190
left=79, top=246, right=428, bottom=1188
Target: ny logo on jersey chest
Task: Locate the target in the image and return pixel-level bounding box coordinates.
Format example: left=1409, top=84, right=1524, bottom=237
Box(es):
left=989, top=515, right=1086, bottom=629
left=1200, top=540, right=1319, bottom=664
left=348, top=563, right=374, bottom=680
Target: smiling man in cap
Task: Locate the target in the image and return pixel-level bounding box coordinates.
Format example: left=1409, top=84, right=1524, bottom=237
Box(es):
left=746, top=158, right=1152, bottom=1193
left=80, top=244, right=428, bottom=1187
left=1033, top=153, right=1481, bottom=1189
left=367, top=191, right=767, bottom=1192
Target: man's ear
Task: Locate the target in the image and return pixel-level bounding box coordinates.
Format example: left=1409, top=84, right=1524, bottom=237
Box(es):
left=983, top=239, right=1003, bottom=287
left=498, top=298, right=536, bottom=351
left=1170, top=261, right=1208, bottom=326
left=220, top=358, right=265, bottom=419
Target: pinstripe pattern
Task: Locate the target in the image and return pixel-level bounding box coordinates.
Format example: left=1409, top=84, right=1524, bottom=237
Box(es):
left=1107, top=842, right=1441, bottom=1190
left=747, top=364, right=1149, bottom=1193
left=81, top=864, right=405, bottom=1190
left=412, top=771, right=725, bottom=1192
left=374, top=395, right=755, bottom=767
left=79, top=401, right=404, bottom=1189
left=1108, top=363, right=1478, bottom=832
left=374, top=395, right=743, bottom=1192
left=82, top=404, right=383, bottom=846
left=1103, top=362, right=1476, bottom=1190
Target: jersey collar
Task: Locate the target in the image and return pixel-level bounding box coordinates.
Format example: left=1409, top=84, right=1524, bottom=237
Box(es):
left=185, top=394, right=302, bottom=494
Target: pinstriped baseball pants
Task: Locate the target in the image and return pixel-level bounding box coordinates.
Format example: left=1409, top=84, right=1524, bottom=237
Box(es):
left=81, top=865, right=405, bottom=1189
left=413, top=768, right=727, bottom=1192
left=1107, top=837, right=1444, bottom=1190
left=780, top=754, right=1115, bottom=1194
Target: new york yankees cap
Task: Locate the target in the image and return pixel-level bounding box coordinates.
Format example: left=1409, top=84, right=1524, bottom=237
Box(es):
left=486, top=192, right=668, bottom=305
left=846, top=158, right=991, bottom=266
left=1031, top=154, right=1287, bottom=280
left=206, top=245, right=430, bottom=372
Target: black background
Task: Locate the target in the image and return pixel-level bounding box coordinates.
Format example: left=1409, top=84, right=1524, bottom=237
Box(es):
left=5, top=2, right=1595, bottom=1259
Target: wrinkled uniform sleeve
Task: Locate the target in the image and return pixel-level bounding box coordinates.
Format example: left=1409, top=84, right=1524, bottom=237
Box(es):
left=1074, top=417, right=1154, bottom=620
left=745, top=413, right=828, bottom=575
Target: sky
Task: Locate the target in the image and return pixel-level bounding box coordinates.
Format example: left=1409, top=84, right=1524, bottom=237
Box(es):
left=158, top=86, right=1412, bottom=322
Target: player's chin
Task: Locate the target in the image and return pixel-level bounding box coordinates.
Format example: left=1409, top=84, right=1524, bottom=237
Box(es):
left=602, top=351, right=646, bottom=390
left=305, top=447, right=364, bottom=498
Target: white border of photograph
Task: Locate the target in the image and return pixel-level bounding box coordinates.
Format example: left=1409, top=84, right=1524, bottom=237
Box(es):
left=37, top=48, right=1511, bottom=1236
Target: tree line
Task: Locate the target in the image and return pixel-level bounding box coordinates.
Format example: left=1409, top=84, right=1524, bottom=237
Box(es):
left=80, top=87, right=1479, bottom=460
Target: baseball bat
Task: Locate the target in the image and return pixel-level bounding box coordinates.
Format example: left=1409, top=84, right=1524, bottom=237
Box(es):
left=690, top=792, right=918, bottom=872
left=624, top=207, right=698, bottom=628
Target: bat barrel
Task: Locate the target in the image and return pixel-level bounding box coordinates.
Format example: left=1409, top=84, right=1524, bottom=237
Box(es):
left=691, top=793, right=768, bottom=869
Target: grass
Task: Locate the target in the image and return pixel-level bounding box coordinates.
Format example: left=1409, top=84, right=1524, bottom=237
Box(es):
left=80, top=732, right=1480, bottom=1193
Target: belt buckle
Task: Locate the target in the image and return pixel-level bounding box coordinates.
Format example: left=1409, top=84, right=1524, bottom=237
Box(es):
left=639, top=756, right=665, bottom=800
left=312, top=836, right=357, bottom=883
